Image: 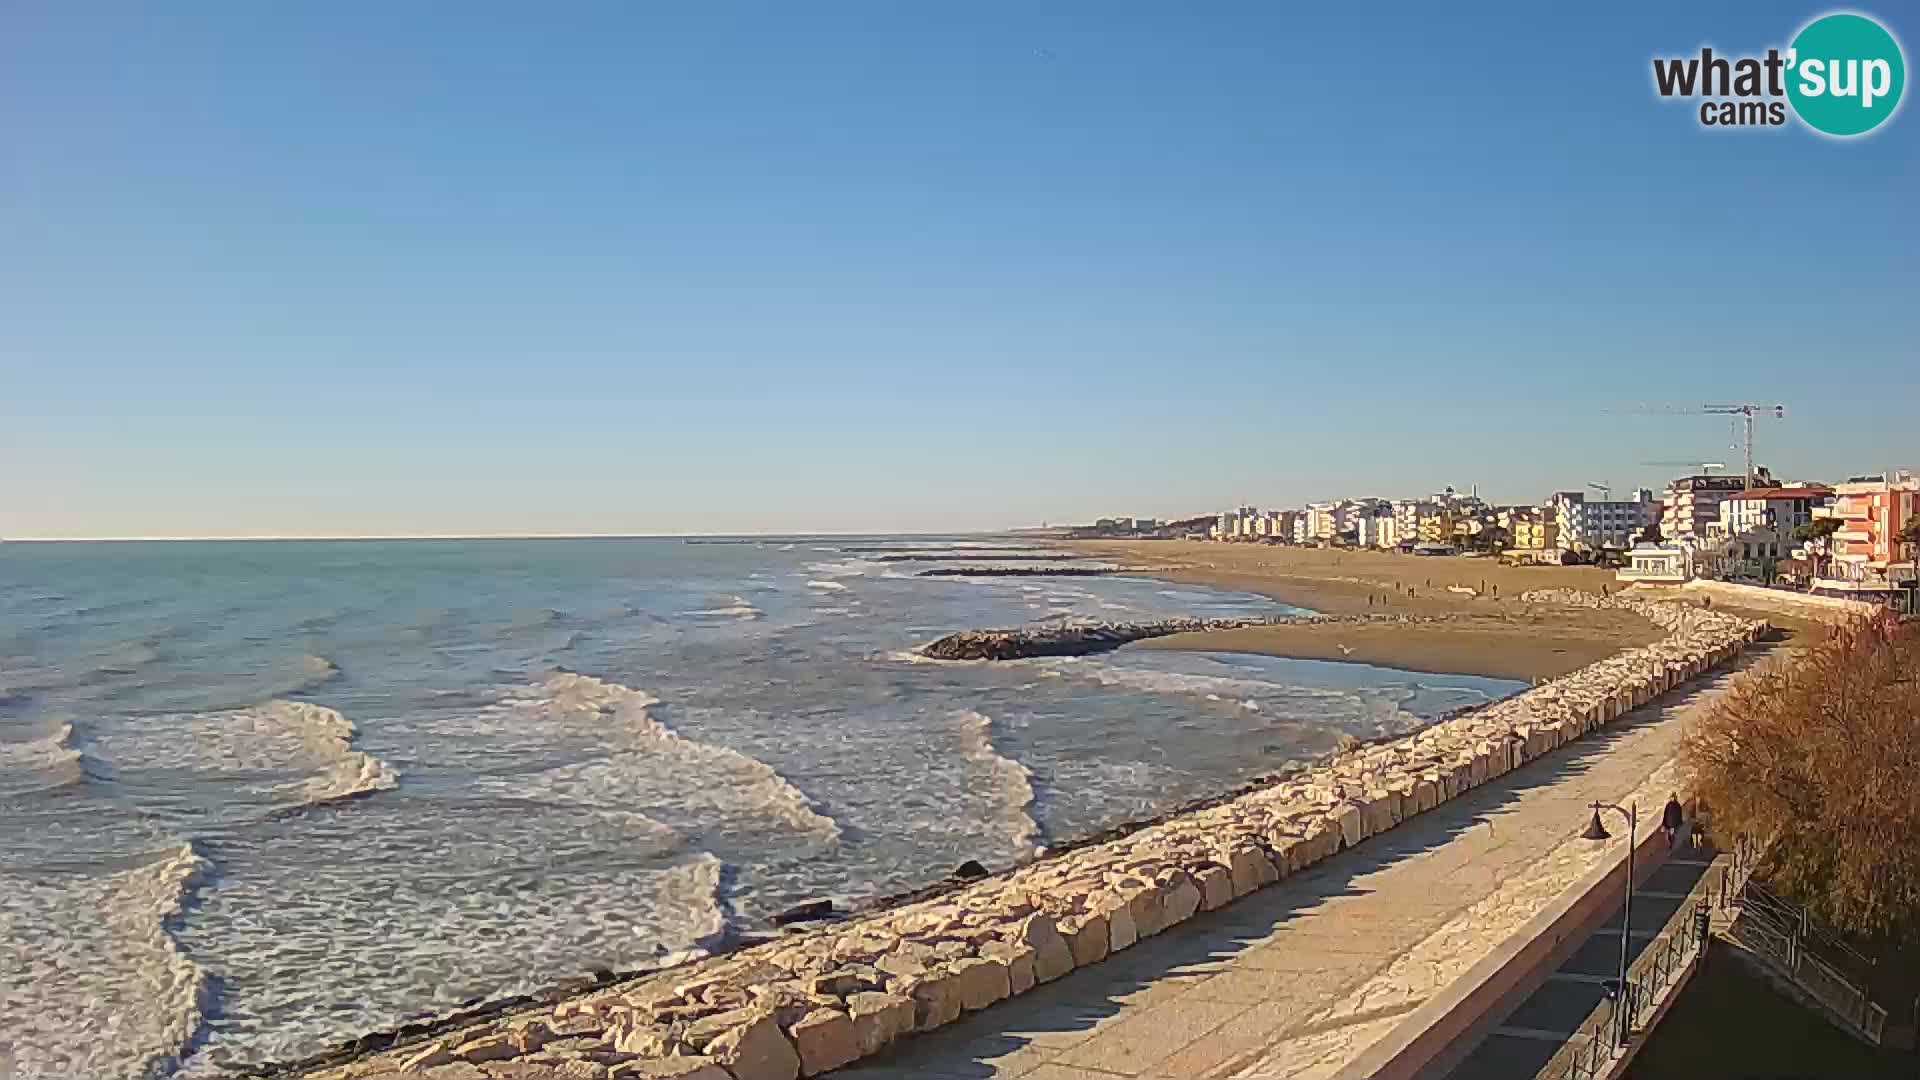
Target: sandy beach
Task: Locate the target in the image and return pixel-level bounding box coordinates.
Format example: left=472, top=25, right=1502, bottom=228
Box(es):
left=1073, top=540, right=1666, bottom=681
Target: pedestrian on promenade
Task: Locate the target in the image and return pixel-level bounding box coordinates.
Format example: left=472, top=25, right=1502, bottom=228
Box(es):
left=1662, top=794, right=1685, bottom=846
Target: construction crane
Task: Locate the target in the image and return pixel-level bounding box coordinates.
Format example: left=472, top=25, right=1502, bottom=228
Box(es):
left=1588, top=482, right=1613, bottom=500
left=1705, top=404, right=1786, bottom=491
left=1641, top=461, right=1727, bottom=473
left=1623, top=404, right=1786, bottom=491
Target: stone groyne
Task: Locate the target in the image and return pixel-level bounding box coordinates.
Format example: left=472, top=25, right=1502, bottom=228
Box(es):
left=289, top=594, right=1768, bottom=1080
left=917, top=615, right=1318, bottom=660
left=914, top=565, right=1142, bottom=579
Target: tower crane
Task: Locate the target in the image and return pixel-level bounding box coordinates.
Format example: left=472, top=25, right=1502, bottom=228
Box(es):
left=1588, top=482, right=1613, bottom=500
left=1623, top=404, right=1786, bottom=490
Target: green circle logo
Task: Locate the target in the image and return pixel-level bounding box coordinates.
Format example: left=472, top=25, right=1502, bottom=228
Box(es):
left=1787, top=13, right=1906, bottom=136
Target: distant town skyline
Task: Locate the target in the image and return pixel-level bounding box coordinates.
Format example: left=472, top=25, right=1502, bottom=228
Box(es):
left=3, top=3, right=1915, bottom=539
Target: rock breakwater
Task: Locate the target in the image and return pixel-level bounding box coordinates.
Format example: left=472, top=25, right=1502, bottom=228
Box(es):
left=286, top=593, right=1768, bottom=1080
left=916, top=565, right=1142, bottom=578
left=920, top=616, right=1294, bottom=660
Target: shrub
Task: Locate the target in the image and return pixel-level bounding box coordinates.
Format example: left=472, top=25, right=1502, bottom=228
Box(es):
left=1683, top=618, right=1920, bottom=939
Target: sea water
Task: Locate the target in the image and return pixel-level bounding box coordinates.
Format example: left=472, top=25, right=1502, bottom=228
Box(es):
left=0, top=537, right=1520, bottom=1077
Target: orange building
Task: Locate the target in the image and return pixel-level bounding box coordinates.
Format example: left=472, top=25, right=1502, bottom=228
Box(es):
left=1809, top=472, right=1920, bottom=602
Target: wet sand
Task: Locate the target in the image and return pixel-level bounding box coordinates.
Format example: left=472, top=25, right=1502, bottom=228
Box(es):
left=1073, top=540, right=1665, bottom=681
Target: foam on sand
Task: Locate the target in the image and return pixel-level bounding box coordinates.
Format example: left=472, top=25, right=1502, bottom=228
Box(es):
left=0, top=841, right=211, bottom=1080
left=955, top=710, right=1044, bottom=856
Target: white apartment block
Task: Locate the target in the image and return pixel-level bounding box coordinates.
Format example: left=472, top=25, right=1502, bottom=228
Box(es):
left=1550, top=489, right=1659, bottom=552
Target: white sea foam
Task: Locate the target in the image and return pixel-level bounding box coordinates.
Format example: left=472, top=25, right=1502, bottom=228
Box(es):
left=955, top=710, right=1043, bottom=856
left=684, top=596, right=762, bottom=619
left=0, top=722, right=84, bottom=796
left=0, top=841, right=211, bottom=1080
left=806, top=579, right=849, bottom=592
left=253, top=700, right=400, bottom=808
left=86, top=699, right=399, bottom=811
left=494, top=673, right=842, bottom=844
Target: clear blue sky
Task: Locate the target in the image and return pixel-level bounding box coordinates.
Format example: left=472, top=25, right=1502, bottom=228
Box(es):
left=3, top=2, right=1914, bottom=537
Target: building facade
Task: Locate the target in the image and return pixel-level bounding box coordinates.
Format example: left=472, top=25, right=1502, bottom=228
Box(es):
left=1810, top=472, right=1920, bottom=601
left=1714, top=486, right=1831, bottom=539
left=1661, top=470, right=1770, bottom=545
left=1551, top=489, right=1659, bottom=552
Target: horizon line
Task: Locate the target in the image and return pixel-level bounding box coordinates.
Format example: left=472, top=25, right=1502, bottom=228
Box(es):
left=0, top=529, right=1060, bottom=543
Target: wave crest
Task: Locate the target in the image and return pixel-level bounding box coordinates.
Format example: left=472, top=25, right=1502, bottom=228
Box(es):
left=0, top=722, right=85, bottom=796
left=534, top=673, right=841, bottom=844
left=253, top=700, right=400, bottom=808
left=0, top=841, right=212, bottom=1080
left=956, top=710, right=1044, bottom=856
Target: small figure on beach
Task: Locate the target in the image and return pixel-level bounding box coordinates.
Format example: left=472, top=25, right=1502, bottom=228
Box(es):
left=1662, top=794, right=1684, bottom=845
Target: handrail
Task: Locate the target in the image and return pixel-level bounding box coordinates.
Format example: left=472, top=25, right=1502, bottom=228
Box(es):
left=1536, top=841, right=1737, bottom=1079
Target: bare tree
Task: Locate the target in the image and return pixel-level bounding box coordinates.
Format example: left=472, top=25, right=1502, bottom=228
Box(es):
left=1683, top=619, right=1920, bottom=939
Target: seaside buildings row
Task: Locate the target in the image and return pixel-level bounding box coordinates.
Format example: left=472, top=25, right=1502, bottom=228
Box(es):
left=1174, top=468, right=1920, bottom=606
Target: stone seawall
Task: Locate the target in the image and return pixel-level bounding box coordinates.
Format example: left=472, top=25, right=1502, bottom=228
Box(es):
left=293, top=595, right=1768, bottom=1080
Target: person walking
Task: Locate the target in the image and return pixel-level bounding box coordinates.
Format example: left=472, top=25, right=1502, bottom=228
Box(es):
left=1662, top=794, right=1685, bottom=847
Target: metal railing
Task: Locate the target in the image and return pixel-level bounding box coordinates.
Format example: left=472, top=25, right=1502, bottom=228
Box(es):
left=1537, top=837, right=1755, bottom=1080
left=1726, top=878, right=1890, bottom=1043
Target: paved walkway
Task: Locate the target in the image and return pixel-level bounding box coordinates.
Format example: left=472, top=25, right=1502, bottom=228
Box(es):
left=831, top=658, right=1762, bottom=1080
left=1446, top=843, right=1726, bottom=1079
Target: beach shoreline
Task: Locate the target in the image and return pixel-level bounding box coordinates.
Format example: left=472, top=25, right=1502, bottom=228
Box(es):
left=1068, top=539, right=1666, bottom=682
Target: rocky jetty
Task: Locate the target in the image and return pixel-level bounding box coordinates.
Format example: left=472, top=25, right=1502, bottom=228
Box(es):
left=874, top=553, right=1081, bottom=563
left=918, top=616, right=1298, bottom=660
left=915, top=565, right=1144, bottom=579
left=287, top=592, right=1768, bottom=1080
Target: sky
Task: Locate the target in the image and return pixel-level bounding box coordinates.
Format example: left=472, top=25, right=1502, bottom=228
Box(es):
left=2, top=2, right=1915, bottom=538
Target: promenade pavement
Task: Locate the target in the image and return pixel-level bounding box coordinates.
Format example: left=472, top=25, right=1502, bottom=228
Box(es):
left=829, top=656, right=1763, bottom=1080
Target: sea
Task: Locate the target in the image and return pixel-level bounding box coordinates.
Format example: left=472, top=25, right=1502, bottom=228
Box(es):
left=0, top=537, right=1521, bottom=1079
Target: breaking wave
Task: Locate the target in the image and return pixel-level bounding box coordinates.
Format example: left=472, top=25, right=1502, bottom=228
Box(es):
left=247, top=654, right=343, bottom=701
left=499, top=673, right=842, bottom=844
left=254, top=700, right=400, bottom=809
left=0, top=841, right=211, bottom=1080
left=683, top=596, right=762, bottom=619
left=956, top=710, right=1043, bottom=855
left=0, top=722, right=85, bottom=796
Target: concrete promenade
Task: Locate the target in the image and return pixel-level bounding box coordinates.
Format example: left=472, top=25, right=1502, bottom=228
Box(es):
left=831, top=661, right=1759, bottom=1080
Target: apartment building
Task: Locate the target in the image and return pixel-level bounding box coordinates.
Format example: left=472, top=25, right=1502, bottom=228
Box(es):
left=1810, top=472, right=1920, bottom=600
left=1661, top=470, right=1771, bottom=545
left=1714, top=486, right=1831, bottom=538
left=1550, top=489, right=1659, bottom=552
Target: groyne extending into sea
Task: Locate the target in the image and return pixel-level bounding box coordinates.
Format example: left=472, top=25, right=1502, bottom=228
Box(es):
left=278, top=590, right=1769, bottom=1080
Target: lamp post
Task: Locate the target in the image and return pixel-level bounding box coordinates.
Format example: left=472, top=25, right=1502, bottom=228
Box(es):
left=1583, top=801, right=1638, bottom=1049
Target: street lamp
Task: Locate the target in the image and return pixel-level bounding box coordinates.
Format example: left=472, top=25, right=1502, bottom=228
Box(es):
left=1583, top=801, right=1639, bottom=1049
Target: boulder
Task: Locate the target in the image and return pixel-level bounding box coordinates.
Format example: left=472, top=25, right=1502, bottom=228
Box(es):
left=609, top=1058, right=733, bottom=1080
left=788, top=1008, right=860, bottom=1077
left=981, top=939, right=1037, bottom=995
left=1061, top=913, right=1110, bottom=967
left=1163, top=876, right=1203, bottom=926
left=706, top=1009, right=802, bottom=1080
left=845, top=991, right=915, bottom=1056
left=1194, top=865, right=1233, bottom=911
left=907, top=969, right=963, bottom=1031
left=948, top=956, right=1012, bottom=1011
left=1016, top=914, right=1076, bottom=983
